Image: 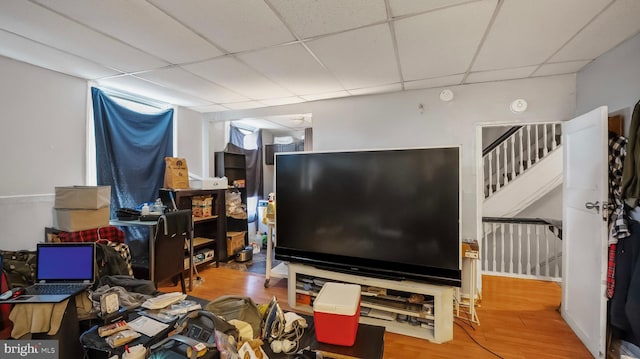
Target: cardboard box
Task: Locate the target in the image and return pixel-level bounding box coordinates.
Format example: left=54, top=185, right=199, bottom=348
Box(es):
left=227, top=231, right=245, bottom=256
left=189, top=177, right=228, bottom=190
left=192, top=196, right=213, bottom=217
left=54, top=186, right=111, bottom=209
left=54, top=207, right=110, bottom=232
left=313, top=282, right=361, bottom=346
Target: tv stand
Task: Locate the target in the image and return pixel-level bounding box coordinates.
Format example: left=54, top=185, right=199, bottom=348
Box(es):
left=287, top=263, right=453, bottom=343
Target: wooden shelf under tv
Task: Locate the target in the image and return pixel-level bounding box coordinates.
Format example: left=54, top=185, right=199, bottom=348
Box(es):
left=287, top=263, right=453, bottom=344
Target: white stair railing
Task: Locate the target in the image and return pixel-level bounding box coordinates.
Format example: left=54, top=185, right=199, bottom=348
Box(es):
left=482, top=218, right=562, bottom=281
left=484, top=123, right=562, bottom=198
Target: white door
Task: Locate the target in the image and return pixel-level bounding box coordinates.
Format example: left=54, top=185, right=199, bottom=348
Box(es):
left=562, top=106, right=608, bottom=358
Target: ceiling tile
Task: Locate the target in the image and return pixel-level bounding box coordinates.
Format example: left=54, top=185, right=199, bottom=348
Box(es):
left=233, top=118, right=283, bottom=130
left=307, top=24, right=400, bottom=89
left=137, top=67, right=248, bottom=104
left=532, top=60, right=591, bottom=77
left=223, top=101, right=268, bottom=110
left=259, top=97, right=307, bottom=106
left=404, top=74, right=464, bottom=90
left=0, top=1, right=169, bottom=73
left=33, top=0, right=222, bottom=64
left=96, top=75, right=210, bottom=107
left=472, top=0, right=611, bottom=71
left=0, top=30, right=120, bottom=79
left=150, top=0, right=294, bottom=53
left=268, top=0, right=387, bottom=38
left=301, top=91, right=350, bottom=101
left=389, top=0, right=474, bottom=17
left=183, top=57, right=293, bottom=100
left=395, top=1, right=496, bottom=81
left=348, top=83, right=403, bottom=96
left=238, top=44, right=344, bottom=95
left=550, top=0, right=640, bottom=63
left=189, top=104, right=230, bottom=113
left=465, top=66, right=537, bottom=83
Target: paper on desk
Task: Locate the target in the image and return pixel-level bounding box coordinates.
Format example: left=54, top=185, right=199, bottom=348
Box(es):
left=127, top=315, right=169, bottom=337
left=141, top=292, right=187, bottom=310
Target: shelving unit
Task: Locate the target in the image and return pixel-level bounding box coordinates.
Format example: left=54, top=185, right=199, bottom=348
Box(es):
left=159, top=188, right=226, bottom=268
left=214, top=151, right=249, bottom=258
left=287, top=263, right=453, bottom=343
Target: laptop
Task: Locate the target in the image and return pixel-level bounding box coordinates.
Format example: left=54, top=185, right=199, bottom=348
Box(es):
left=0, top=242, right=95, bottom=304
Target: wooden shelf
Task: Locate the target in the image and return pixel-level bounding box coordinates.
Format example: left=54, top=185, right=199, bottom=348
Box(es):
left=193, top=215, right=218, bottom=222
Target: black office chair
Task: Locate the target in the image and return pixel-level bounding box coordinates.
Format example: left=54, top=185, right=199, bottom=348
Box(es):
left=153, top=209, right=192, bottom=294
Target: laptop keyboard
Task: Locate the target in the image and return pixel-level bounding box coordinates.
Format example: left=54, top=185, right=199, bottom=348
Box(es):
left=26, top=283, right=88, bottom=295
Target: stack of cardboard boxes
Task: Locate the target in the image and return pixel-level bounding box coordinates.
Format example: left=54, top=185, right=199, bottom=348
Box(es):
left=53, top=186, right=111, bottom=232
left=191, top=195, right=213, bottom=218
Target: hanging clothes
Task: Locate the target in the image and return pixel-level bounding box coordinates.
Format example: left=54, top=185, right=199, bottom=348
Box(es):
left=610, top=221, right=640, bottom=347
left=608, top=132, right=628, bottom=298
left=621, top=100, right=640, bottom=206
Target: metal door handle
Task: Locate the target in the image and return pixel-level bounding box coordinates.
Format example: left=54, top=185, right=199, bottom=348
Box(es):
left=585, top=201, right=600, bottom=213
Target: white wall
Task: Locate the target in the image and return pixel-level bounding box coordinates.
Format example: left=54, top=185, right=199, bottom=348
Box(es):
left=176, top=107, right=205, bottom=177
left=212, top=75, right=577, bottom=240
left=577, top=32, right=640, bottom=133
left=0, top=56, right=86, bottom=250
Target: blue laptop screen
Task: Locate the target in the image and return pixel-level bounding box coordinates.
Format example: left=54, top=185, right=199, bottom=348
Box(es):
left=37, top=244, right=95, bottom=282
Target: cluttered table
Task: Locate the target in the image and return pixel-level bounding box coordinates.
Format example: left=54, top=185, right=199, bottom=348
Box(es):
left=80, top=294, right=384, bottom=359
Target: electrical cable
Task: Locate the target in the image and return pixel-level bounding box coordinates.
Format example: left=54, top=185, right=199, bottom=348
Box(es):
left=454, top=321, right=503, bottom=359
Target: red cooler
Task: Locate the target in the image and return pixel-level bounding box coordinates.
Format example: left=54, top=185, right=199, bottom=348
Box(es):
left=313, top=282, right=361, bottom=346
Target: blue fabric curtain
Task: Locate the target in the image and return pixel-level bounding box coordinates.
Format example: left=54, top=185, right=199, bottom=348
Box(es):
left=228, top=126, right=263, bottom=223
left=92, top=87, right=173, bottom=256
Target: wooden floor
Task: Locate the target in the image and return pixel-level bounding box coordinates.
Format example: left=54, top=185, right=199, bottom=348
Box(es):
left=158, top=267, right=592, bottom=359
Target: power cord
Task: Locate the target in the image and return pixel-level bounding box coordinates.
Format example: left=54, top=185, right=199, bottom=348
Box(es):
left=454, top=320, right=503, bottom=359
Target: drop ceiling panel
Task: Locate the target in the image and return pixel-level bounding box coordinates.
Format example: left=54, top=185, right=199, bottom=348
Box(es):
left=348, top=83, right=402, bottom=96
left=183, top=57, right=293, bottom=100
left=137, top=67, right=248, bottom=104
left=301, top=90, right=350, bottom=101
left=533, top=60, right=591, bottom=77
left=472, top=0, right=611, bottom=71
left=269, top=0, right=387, bottom=38
left=190, top=104, right=230, bottom=113
left=238, top=44, right=344, bottom=95
left=307, top=24, right=400, bottom=89
left=0, top=30, right=120, bottom=79
left=223, top=101, right=268, bottom=110
left=96, top=75, right=210, bottom=107
left=34, top=0, right=223, bottom=64
left=0, top=1, right=168, bottom=72
left=465, top=66, right=537, bottom=83
left=404, top=74, right=464, bottom=90
left=259, top=97, right=307, bottom=106
left=395, top=1, right=496, bottom=81
left=550, top=0, right=640, bottom=63
left=150, top=0, right=294, bottom=53
left=389, top=0, right=475, bottom=17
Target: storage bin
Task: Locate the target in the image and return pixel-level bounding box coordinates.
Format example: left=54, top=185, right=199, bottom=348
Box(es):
left=313, top=282, right=361, bottom=346
left=192, top=196, right=213, bottom=217
left=227, top=231, right=245, bottom=256
left=54, top=186, right=111, bottom=209
left=54, top=207, right=110, bottom=232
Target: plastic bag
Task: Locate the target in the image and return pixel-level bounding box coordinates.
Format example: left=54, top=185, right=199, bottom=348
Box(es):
left=205, top=296, right=262, bottom=338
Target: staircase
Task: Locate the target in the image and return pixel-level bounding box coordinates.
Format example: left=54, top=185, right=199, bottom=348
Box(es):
left=483, top=123, right=562, bottom=217
left=481, top=123, right=563, bottom=281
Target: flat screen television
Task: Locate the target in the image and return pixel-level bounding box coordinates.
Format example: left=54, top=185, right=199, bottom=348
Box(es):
left=274, top=147, right=462, bottom=287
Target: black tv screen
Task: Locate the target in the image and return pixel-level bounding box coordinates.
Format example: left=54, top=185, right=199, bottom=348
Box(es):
left=275, top=147, right=461, bottom=287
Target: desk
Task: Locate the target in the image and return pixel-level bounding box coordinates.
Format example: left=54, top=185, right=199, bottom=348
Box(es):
left=81, top=297, right=385, bottom=359
left=263, top=314, right=385, bottom=359
left=111, top=217, right=196, bottom=291
left=109, top=219, right=159, bottom=282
